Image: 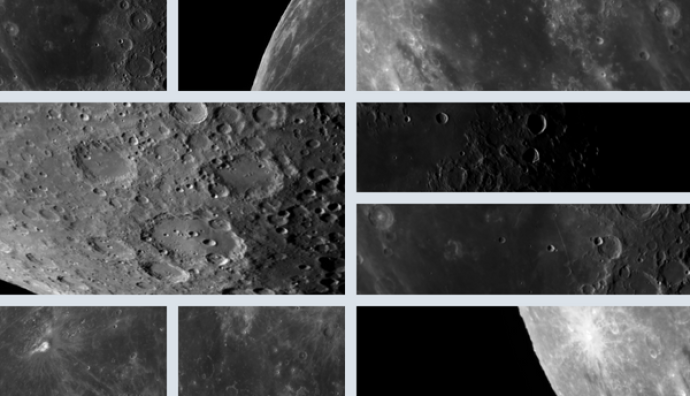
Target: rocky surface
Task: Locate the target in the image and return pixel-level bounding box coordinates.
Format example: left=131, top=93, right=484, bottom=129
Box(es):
left=0, top=103, right=345, bottom=294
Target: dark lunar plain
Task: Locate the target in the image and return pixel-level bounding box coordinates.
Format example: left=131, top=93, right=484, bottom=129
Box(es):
left=357, top=307, right=554, bottom=396
left=0, top=103, right=345, bottom=295
left=0, top=307, right=166, bottom=396
left=358, top=103, right=690, bottom=192
left=358, top=0, right=690, bottom=90
left=521, top=307, right=690, bottom=396
left=179, top=306, right=345, bottom=396
left=0, top=0, right=166, bottom=91
left=180, top=0, right=344, bottom=91
left=358, top=204, right=690, bottom=294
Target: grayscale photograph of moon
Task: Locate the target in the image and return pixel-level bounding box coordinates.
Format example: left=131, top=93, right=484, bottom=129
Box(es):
left=0, top=103, right=345, bottom=295
left=0, top=0, right=166, bottom=91
left=358, top=204, right=690, bottom=294
left=0, top=306, right=166, bottom=396
left=358, top=0, right=689, bottom=90
left=358, top=103, right=690, bottom=192
left=180, top=0, right=344, bottom=91
left=359, top=306, right=690, bottom=396
left=179, top=306, right=345, bottom=396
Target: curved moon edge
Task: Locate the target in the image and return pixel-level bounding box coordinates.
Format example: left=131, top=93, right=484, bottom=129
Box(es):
left=253, top=0, right=345, bottom=91
left=520, top=306, right=690, bottom=396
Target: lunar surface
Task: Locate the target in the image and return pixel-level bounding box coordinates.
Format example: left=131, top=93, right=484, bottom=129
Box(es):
left=179, top=307, right=345, bottom=396
left=357, top=0, right=690, bottom=90
left=0, top=0, right=166, bottom=91
left=521, top=306, right=690, bottom=396
left=358, top=103, right=690, bottom=192
left=0, top=103, right=345, bottom=295
left=0, top=307, right=166, bottom=396
left=358, top=204, right=690, bottom=294
left=253, top=0, right=345, bottom=91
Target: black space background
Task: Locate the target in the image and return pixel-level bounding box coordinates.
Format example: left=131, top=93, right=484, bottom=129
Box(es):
left=567, top=104, right=688, bottom=192
left=0, top=280, right=33, bottom=294
left=179, top=1, right=292, bottom=91
left=358, top=307, right=555, bottom=395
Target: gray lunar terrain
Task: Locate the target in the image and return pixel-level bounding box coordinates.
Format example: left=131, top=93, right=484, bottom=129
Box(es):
left=0, top=103, right=345, bottom=295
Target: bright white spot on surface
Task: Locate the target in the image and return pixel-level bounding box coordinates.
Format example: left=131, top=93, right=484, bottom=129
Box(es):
left=29, top=340, right=50, bottom=355
left=36, top=341, right=49, bottom=352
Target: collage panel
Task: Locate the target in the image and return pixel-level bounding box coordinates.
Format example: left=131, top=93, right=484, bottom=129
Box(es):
left=0, top=0, right=166, bottom=91
left=358, top=103, right=690, bottom=192
left=0, top=103, right=345, bottom=295
left=357, top=0, right=689, bottom=91
left=358, top=204, right=690, bottom=294
left=179, top=306, right=345, bottom=396
left=179, top=0, right=345, bottom=91
left=358, top=306, right=690, bottom=396
left=0, top=306, right=166, bottom=396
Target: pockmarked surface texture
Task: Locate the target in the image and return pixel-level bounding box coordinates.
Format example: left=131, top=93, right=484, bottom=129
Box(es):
left=521, top=307, right=690, bottom=396
left=0, top=103, right=345, bottom=295
left=358, top=0, right=690, bottom=90
left=358, top=103, right=690, bottom=192
left=358, top=204, right=690, bottom=294
left=0, top=307, right=166, bottom=396
left=253, top=0, right=345, bottom=91
left=179, top=307, right=345, bottom=396
left=0, top=0, right=166, bottom=91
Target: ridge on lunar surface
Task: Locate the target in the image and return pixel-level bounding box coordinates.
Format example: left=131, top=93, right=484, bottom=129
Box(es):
left=0, top=0, right=166, bottom=91
left=0, top=103, right=345, bottom=295
left=358, top=0, right=690, bottom=90
left=521, top=307, right=690, bottom=396
left=358, top=103, right=690, bottom=192
left=253, top=0, right=345, bottom=91
left=358, top=204, right=690, bottom=295
left=179, top=306, right=345, bottom=396
left=0, top=307, right=166, bottom=396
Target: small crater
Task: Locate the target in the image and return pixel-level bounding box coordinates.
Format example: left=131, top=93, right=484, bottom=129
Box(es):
left=618, top=204, right=660, bottom=222
left=38, top=207, right=60, bottom=222
left=210, top=154, right=284, bottom=201
left=141, top=262, right=189, bottom=283
left=654, top=1, right=681, bottom=27
left=3, top=22, right=19, bottom=37
left=88, top=237, right=136, bottom=261
left=171, top=103, right=209, bottom=125
left=597, top=235, right=623, bottom=260
left=367, top=205, right=394, bottom=230
left=126, top=55, right=154, bottom=77
left=526, top=113, right=547, bottom=135
left=130, top=10, right=153, bottom=30
left=73, top=141, right=136, bottom=185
